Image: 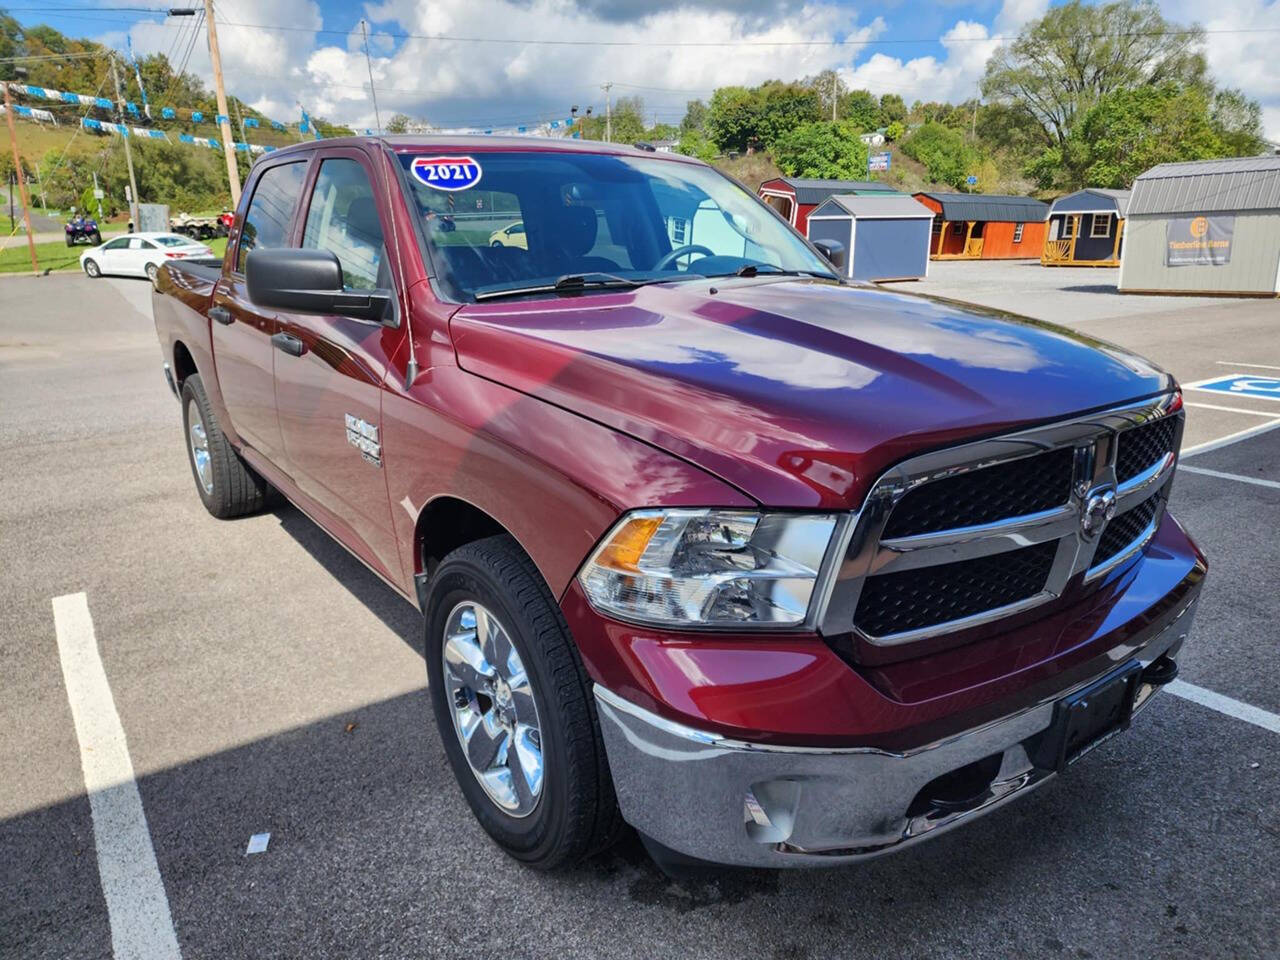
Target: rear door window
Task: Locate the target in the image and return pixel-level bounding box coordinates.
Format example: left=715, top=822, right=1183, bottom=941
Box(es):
left=236, top=161, right=307, bottom=274
left=301, top=157, right=386, bottom=291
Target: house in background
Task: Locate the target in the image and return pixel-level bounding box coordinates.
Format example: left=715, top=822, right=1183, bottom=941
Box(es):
left=913, top=192, right=1049, bottom=260
left=806, top=194, right=934, bottom=282
left=1118, top=155, right=1280, bottom=297
left=758, top=177, right=899, bottom=234
left=1042, top=189, right=1129, bottom=266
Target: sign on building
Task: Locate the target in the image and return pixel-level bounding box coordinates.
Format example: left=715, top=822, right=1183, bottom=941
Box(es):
left=867, top=152, right=891, bottom=172
left=1166, top=215, right=1234, bottom=267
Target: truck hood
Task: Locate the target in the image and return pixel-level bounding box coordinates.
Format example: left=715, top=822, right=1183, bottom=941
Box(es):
left=449, top=278, right=1172, bottom=508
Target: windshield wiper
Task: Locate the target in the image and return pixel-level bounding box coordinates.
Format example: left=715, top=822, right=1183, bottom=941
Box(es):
left=729, top=265, right=836, bottom=279
left=474, top=272, right=681, bottom=301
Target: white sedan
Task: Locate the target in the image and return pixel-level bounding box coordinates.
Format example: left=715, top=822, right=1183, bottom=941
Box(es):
left=80, top=232, right=215, bottom=283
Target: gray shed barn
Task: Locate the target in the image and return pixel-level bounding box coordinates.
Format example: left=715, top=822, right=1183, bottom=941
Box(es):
left=1118, top=156, right=1280, bottom=296
left=806, top=194, right=933, bottom=282
left=1043, top=189, right=1129, bottom=266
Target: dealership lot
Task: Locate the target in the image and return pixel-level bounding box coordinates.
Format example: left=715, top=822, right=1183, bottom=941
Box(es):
left=2, top=271, right=1278, bottom=959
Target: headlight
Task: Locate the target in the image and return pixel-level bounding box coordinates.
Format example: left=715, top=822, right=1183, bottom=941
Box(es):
left=578, top=509, right=839, bottom=627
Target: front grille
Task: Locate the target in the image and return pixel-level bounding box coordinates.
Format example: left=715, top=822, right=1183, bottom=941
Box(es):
left=853, top=541, right=1057, bottom=637
left=1116, top=417, right=1177, bottom=484
left=883, top=447, right=1074, bottom=539
left=1093, top=494, right=1162, bottom=567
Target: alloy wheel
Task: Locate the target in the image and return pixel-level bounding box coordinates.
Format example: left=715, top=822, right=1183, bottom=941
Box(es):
left=187, top=399, right=214, bottom=494
left=442, top=601, right=544, bottom=817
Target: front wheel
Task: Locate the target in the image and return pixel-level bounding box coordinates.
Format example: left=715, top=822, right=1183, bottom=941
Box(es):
left=90, top=231, right=101, bottom=245
left=66, top=235, right=74, bottom=247
left=425, top=535, right=623, bottom=870
left=83, top=258, right=100, bottom=278
left=145, top=262, right=159, bottom=283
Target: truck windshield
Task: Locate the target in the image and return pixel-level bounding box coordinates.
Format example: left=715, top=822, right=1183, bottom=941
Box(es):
left=397, top=150, right=837, bottom=301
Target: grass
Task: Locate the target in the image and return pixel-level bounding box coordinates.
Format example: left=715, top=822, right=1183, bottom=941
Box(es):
left=0, top=234, right=229, bottom=275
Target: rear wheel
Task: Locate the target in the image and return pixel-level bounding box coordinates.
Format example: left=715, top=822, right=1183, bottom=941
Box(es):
left=66, top=235, right=74, bottom=248
left=83, top=259, right=100, bottom=278
left=145, top=262, right=159, bottom=283
left=180, top=373, right=273, bottom=519
left=425, top=535, right=623, bottom=870
left=90, top=231, right=101, bottom=245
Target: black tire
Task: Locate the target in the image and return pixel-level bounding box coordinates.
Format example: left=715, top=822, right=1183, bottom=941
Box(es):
left=490, top=240, right=503, bottom=247
left=425, top=535, right=623, bottom=870
left=145, top=262, right=159, bottom=283
left=83, top=259, right=100, bottom=278
left=180, top=373, right=273, bottom=519
left=90, top=231, right=101, bottom=245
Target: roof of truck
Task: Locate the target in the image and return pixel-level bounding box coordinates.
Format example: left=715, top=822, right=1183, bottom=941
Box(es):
left=264, top=134, right=701, bottom=161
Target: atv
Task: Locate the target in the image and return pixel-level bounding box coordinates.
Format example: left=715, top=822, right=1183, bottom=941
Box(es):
left=65, top=216, right=103, bottom=247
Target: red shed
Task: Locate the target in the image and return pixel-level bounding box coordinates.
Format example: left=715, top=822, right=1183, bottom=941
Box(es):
left=913, top=192, right=1049, bottom=259
left=759, top=177, right=900, bottom=234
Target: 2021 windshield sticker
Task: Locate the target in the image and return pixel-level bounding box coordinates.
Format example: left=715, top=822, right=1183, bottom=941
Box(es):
left=411, top=156, right=483, bottom=191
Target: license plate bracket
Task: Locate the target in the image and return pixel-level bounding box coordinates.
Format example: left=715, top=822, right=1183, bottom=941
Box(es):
left=1029, top=661, right=1143, bottom=773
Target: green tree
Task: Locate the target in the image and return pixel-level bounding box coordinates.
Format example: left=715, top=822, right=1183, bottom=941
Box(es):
left=771, top=120, right=869, bottom=179
left=982, top=0, right=1207, bottom=155
left=803, top=69, right=845, bottom=120
left=901, top=122, right=982, bottom=189
left=680, top=99, right=708, bottom=134
left=676, top=129, right=718, bottom=162
left=385, top=113, right=413, bottom=134
left=878, top=94, right=907, bottom=126
left=884, top=120, right=905, bottom=142
left=706, top=81, right=820, bottom=153
left=1211, top=88, right=1266, bottom=156
left=1071, top=84, right=1227, bottom=188
left=839, top=89, right=879, bottom=130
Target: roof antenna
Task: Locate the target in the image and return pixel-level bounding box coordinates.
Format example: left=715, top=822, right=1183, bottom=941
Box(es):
left=379, top=144, right=420, bottom=389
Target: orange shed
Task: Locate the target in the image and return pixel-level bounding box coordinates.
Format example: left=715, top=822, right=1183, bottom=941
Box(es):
left=913, top=192, right=1049, bottom=260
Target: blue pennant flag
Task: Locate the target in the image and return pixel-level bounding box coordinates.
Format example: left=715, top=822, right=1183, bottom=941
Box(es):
left=517, top=125, right=526, bottom=133
left=263, top=145, right=276, bottom=152
left=215, top=114, right=228, bottom=124
left=208, top=138, right=220, bottom=149
left=62, top=91, right=79, bottom=104
left=244, top=117, right=259, bottom=128
left=179, top=133, right=194, bottom=143
left=25, top=85, right=46, bottom=98
left=550, top=120, right=559, bottom=129
left=82, top=117, right=103, bottom=131
left=484, top=129, right=493, bottom=135
left=125, top=102, right=139, bottom=115
left=234, top=142, right=249, bottom=151
left=161, top=107, right=176, bottom=120
left=15, top=105, right=32, bottom=116
left=192, top=111, right=203, bottom=122
left=270, top=119, right=285, bottom=131
left=95, top=97, right=113, bottom=109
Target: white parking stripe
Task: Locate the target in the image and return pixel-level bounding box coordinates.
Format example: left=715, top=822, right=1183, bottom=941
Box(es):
left=1166, top=680, right=1280, bottom=736
left=1184, top=401, right=1280, bottom=417
left=1215, top=361, right=1280, bottom=372
left=52, top=593, right=183, bottom=960
left=1178, top=465, right=1280, bottom=490
left=1182, top=418, right=1280, bottom=457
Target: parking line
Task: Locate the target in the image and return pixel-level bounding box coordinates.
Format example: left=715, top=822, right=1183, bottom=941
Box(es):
left=1215, top=361, right=1280, bottom=372
left=1166, top=680, right=1280, bottom=736
left=1184, top=401, right=1279, bottom=417
left=52, top=593, right=183, bottom=960
left=1178, top=465, right=1280, bottom=490
left=1182, top=418, right=1280, bottom=457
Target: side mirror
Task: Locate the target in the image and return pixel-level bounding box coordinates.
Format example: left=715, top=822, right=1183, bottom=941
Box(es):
left=246, top=248, right=395, bottom=325
left=811, top=238, right=846, bottom=274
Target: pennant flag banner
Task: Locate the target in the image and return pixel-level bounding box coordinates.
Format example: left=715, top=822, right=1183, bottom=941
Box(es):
left=271, top=120, right=285, bottom=131
left=2, top=103, right=56, bottom=123
left=215, top=114, right=229, bottom=124
left=244, top=117, right=259, bottom=128
left=95, top=97, right=112, bottom=109
left=162, top=107, right=176, bottom=119
left=234, top=142, right=249, bottom=151
left=179, top=133, right=194, bottom=143
left=192, top=111, right=204, bottom=123
left=125, top=102, right=139, bottom=115
left=134, top=127, right=168, bottom=141
left=82, top=117, right=102, bottom=131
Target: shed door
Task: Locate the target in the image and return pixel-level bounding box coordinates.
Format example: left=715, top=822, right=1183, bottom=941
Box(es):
left=852, top=218, right=930, bottom=281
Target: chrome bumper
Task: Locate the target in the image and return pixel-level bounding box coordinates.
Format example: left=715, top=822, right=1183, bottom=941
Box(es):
left=595, top=595, right=1198, bottom=868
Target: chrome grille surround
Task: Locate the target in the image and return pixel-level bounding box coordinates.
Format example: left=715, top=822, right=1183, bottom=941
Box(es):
left=817, top=393, right=1184, bottom=648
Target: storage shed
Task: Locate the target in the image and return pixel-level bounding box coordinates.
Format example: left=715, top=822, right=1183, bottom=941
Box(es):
left=913, top=192, right=1049, bottom=260
left=759, top=177, right=898, bottom=234
left=1042, top=189, right=1129, bottom=266
left=1118, top=156, right=1280, bottom=297
left=806, top=194, right=933, bottom=282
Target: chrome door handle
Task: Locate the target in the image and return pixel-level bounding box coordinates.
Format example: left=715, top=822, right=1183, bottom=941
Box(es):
left=271, top=332, right=306, bottom=357
left=210, top=306, right=233, bottom=325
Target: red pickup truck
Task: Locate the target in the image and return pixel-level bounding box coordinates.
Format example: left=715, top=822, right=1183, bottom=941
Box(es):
left=151, top=136, right=1204, bottom=871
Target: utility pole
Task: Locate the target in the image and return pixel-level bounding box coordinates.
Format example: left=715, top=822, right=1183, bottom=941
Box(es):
left=601, top=81, right=613, bottom=142
left=111, top=55, right=141, bottom=232
left=360, top=19, right=382, bottom=135
left=93, top=171, right=105, bottom=221
left=831, top=72, right=838, bottom=122
left=203, top=0, right=242, bottom=206
left=4, top=70, right=41, bottom=275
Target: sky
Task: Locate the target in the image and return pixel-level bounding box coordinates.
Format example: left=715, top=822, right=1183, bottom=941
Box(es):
left=20, top=0, right=1280, bottom=139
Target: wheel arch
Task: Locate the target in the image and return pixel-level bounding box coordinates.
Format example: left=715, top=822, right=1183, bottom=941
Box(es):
left=414, top=495, right=528, bottom=609
left=172, top=339, right=198, bottom=387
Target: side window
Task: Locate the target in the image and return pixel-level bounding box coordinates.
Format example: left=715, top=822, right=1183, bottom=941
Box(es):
left=1012, top=223, right=1025, bottom=243
left=236, top=161, right=307, bottom=274
left=104, top=237, right=130, bottom=250
left=302, top=158, right=385, bottom=291
left=136, top=239, right=156, bottom=250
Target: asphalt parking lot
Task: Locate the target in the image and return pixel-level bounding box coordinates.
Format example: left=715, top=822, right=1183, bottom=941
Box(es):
left=2, top=267, right=1278, bottom=959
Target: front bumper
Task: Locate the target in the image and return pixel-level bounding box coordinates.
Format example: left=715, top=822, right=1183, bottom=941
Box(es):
left=595, top=590, right=1199, bottom=868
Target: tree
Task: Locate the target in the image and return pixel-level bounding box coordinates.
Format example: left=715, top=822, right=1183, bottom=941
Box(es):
left=839, top=89, right=879, bottom=130
left=680, top=99, right=708, bottom=135
left=884, top=120, right=905, bottom=142
left=901, top=122, right=982, bottom=190
left=385, top=113, right=413, bottom=134
left=803, top=69, right=845, bottom=120
left=982, top=0, right=1207, bottom=153
left=878, top=94, right=907, bottom=125
left=676, top=129, right=718, bottom=163
left=771, top=121, right=869, bottom=179
left=1070, top=84, right=1228, bottom=188
left=706, top=80, right=820, bottom=153
left=1211, top=88, right=1266, bottom=157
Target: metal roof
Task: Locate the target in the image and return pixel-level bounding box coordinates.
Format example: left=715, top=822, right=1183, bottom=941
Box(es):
left=1129, top=155, right=1280, bottom=216
left=1049, top=188, right=1130, bottom=218
left=777, top=178, right=899, bottom=205
left=812, top=194, right=935, bottom=219
left=915, top=191, right=1049, bottom=222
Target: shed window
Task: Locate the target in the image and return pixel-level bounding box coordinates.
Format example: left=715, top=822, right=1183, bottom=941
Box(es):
left=1061, top=216, right=1076, bottom=239
left=1012, top=222, right=1025, bottom=243
left=1090, top=214, right=1111, bottom=238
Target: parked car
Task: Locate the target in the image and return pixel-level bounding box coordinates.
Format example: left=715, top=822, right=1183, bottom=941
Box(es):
left=81, top=232, right=214, bottom=283
left=488, top=220, right=527, bottom=249
left=64, top=215, right=102, bottom=247
left=152, top=137, right=1204, bottom=873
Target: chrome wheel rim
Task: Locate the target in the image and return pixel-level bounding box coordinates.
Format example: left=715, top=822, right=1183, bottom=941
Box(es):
left=85, top=260, right=98, bottom=277
left=442, top=601, right=544, bottom=817
left=187, top=399, right=213, bottom=495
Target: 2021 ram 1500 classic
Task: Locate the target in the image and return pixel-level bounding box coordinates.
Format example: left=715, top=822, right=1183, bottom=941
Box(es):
left=152, top=136, right=1204, bottom=871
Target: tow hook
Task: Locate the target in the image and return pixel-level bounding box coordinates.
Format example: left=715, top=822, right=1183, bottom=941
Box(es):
left=1141, top=655, right=1179, bottom=686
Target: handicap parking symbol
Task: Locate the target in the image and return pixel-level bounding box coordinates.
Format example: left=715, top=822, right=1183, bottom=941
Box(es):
left=1189, top=375, right=1280, bottom=403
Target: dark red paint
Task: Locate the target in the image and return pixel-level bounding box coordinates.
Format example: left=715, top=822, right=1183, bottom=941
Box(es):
left=152, top=136, right=1200, bottom=750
